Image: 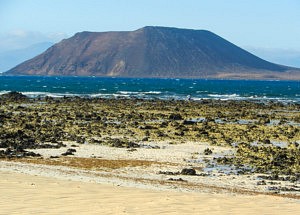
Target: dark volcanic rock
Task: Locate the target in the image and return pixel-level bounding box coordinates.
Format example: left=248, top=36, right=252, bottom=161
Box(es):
left=182, top=120, right=197, bottom=125
left=204, top=148, right=213, bottom=155
left=158, top=170, right=180, bottom=175
left=169, top=113, right=183, bottom=120
left=0, top=91, right=28, bottom=101
left=6, top=26, right=299, bottom=79
left=61, top=148, right=76, bottom=156
left=108, top=138, right=140, bottom=148
left=0, top=147, right=41, bottom=159
left=168, top=178, right=187, bottom=182
left=181, top=168, right=197, bottom=175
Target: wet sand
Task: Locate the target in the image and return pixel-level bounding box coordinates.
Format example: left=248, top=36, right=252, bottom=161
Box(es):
left=1, top=171, right=299, bottom=215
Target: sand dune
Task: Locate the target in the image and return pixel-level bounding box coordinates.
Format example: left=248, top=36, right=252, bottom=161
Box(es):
left=0, top=171, right=299, bottom=215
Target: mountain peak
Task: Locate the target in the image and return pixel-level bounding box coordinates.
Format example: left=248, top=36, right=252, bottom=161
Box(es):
left=6, top=26, right=300, bottom=79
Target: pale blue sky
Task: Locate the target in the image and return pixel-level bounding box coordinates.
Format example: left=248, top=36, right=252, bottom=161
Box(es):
left=1, top=0, right=300, bottom=66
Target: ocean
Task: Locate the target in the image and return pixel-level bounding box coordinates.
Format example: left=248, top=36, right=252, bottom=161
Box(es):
left=0, top=76, right=299, bottom=103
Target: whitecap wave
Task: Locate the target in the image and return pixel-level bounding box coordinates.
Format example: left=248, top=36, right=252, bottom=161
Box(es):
left=0, top=90, right=10, bottom=95
left=144, top=91, right=162, bottom=95
left=117, top=91, right=140, bottom=95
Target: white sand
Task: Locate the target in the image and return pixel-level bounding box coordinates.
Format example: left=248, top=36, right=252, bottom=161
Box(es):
left=1, top=171, right=299, bottom=215
left=1, top=141, right=299, bottom=214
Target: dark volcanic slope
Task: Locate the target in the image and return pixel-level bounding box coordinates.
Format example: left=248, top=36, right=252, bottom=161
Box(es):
left=6, top=26, right=300, bottom=79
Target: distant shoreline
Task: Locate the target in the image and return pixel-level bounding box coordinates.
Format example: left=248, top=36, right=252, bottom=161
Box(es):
left=2, top=73, right=300, bottom=81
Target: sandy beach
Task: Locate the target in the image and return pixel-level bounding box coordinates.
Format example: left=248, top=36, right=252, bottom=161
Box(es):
left=1, top=170, right=299, bottom=215
left=0, top=95, right=299, bottom=214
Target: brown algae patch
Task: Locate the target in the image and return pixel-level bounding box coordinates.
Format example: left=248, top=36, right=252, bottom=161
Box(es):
left=12, top=157, right=166, bottom=170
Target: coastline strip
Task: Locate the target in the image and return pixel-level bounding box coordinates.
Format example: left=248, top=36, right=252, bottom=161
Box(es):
left=0, top=170, right=299, bottom=215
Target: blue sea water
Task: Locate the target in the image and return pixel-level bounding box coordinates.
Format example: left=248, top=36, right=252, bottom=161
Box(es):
left=0, top=76, right=299, bottom=103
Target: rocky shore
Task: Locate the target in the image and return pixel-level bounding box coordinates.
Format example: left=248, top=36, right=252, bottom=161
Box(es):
left=0, top=91, right=299, bottom=197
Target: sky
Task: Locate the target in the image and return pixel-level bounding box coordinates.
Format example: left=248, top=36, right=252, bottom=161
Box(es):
left=1, top=0, right=300, bottom=66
